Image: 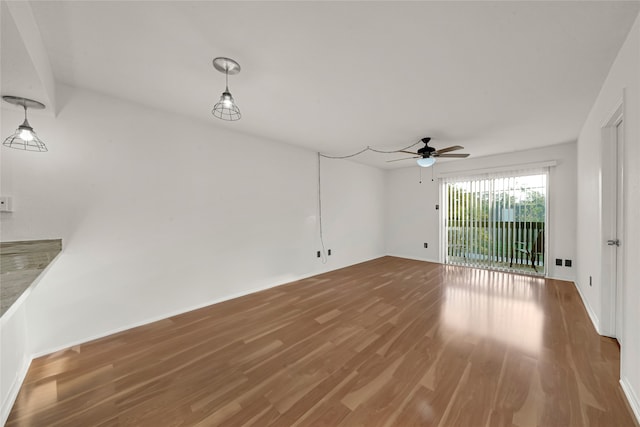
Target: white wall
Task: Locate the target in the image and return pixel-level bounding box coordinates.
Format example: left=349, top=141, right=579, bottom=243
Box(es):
left=576, top=14, right=640, bottom=420
left=0, top=85, right=386, bottom=418
left=385, top=142, right=577, bottom=281
left=385, top=166, right=441, bottom=262
left=0, top=304, right=29, bottom=424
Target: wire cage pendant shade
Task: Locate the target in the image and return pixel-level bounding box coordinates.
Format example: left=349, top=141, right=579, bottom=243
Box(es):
left=212, top=57, right=241, bottom=121
left=4, top=118, right=47, bottom=152
left=212, top=89, right=241, bottom=121
left=2, top=96, right=47, bottom=152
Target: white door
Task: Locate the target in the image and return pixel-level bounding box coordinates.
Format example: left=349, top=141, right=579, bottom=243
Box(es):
left=614, top=119, right=624, bottom=343
left=601, top=103, right=624, bottom=341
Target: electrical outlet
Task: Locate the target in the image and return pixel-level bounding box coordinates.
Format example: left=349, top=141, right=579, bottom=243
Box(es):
left=317, top=251, right=321, bottom=258
left=565, top=259, right=572, bottom=267
left=424, top=243, right=428, bottom=248
left=328, top=249, right=332, bottom=256
left=555, top=258, right=563, bottom=266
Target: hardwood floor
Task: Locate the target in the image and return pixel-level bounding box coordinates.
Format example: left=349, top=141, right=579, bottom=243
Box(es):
left=6, top=257, right=637, bottom=426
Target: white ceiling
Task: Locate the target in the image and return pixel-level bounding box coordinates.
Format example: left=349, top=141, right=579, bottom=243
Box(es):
left=2, top=1, right=639, bottom=168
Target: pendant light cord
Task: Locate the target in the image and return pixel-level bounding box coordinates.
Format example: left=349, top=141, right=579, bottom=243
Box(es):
left=317, top=152, right=328, bottom=264
left=319, top=140, right=421, bottom=159
left=316, top=141, right=423, bottom=262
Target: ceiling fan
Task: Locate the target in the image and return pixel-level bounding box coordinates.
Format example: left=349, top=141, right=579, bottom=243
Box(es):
left=388, top=137, right=470, bottom=167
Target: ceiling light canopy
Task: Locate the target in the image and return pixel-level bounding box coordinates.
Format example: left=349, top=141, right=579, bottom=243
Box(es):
left=417, top=157, right=436, bottom=168
left=212, top=57, right=241, bottom=121
left=2, top=96, right=47, bottom=152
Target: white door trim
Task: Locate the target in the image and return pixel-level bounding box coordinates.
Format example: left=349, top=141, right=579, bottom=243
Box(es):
left=600, top=95, right=624, bottom=339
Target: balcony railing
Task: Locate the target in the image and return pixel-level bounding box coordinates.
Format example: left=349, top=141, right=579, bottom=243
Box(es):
left=446, top=221, right=545, bottom=275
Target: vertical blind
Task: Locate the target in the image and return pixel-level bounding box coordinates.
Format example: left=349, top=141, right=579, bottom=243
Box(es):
left=440, top=167, right=549, bottom=275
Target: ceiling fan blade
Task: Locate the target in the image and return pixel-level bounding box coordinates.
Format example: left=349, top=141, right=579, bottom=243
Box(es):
left=398, top=150, right=419, bottom=155
left=433, top=153, right=470, bottom=158
left=433, top=145, right=464, bottom=154
left=387, top=156, right=420, bottom=162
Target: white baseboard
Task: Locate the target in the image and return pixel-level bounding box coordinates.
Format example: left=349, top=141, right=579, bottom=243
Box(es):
left=3, top=253, right=385, bottom=424
left=620, top=377, right=640, bottom=425
left=387, top=255, right=579, bottom=280
left=33, top=278, right=311, bottom=358
left=1, top=355, right=33, bottom=426
left=32, top=254, right=385, bottom=358
left=385, top=253, right=441, bottom=264
left=572, top=280, right=601, bottom=335
left=546, top=275, right=576, bottom=282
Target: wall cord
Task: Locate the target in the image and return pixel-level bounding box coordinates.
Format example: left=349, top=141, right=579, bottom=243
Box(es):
left=319, top=141, right=421, bottom=159
left=317, top=152, right=328, bottom=264
left=317, top=141, right=423, bottom=263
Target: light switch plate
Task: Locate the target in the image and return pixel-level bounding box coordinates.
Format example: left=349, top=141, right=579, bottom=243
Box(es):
left=0, top=196, right=13, bottom=212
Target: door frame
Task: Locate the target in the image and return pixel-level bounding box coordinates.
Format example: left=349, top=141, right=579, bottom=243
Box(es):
left=600, top=96, right=625, bottom=340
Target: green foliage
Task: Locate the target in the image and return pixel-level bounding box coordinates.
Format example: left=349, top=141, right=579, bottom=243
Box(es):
left=445, top=179, right=546, bottom=262
left=515, top=190, right=545, bottom=222
left=447, top=184, right=545, bottom=222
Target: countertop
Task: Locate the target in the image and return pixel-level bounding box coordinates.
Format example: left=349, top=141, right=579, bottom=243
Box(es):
left=1, top=239, right=62, bottom=316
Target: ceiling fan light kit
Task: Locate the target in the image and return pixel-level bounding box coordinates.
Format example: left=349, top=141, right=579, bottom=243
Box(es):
left=212, top=57, right=241, bottom=121
left=2, top=96, right=47, bottom=152
left=417, top=157, right=436, bottom=168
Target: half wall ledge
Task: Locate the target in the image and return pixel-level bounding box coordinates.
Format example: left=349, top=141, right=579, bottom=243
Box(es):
left=1, top=239, right=62, bottom=317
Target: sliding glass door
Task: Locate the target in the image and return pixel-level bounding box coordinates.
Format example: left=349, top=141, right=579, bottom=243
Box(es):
left=441, top=168, right=548, bottom=276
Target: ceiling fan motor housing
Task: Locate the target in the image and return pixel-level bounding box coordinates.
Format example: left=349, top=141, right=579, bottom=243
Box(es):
left=418, top=144, right=435, bottom=156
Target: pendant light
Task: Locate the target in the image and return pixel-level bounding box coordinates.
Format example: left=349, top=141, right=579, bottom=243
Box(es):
left=2, top=96, right=47, bottom=152
left=212, top=57, right=241, bottom=121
